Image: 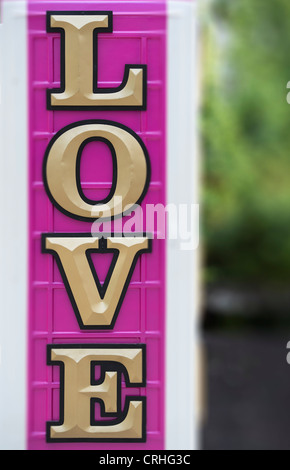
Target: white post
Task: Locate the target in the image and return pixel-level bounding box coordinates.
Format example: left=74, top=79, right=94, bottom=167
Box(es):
left=0, top=0, right=28, bottom=450
left=166, top=0, right=201, bottom=451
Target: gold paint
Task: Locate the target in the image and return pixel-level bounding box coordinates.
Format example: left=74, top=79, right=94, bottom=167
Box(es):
left=49, top=13, right=145, bottom=108
left=48, top=346, right=145, bottom=440
left=44, top=236, right=149, bottom=327
left=45, top=123, right=148, bottom=220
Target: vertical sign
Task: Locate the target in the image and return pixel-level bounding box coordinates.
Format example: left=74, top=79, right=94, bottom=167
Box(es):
left=28, top=1, right=166, bottom=450
left=0, top=0, right=198, bottom=451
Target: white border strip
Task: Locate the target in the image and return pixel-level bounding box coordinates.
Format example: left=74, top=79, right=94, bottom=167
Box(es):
left=0, top=0, right=28, bottom=450
left=166, top=0, right=200, bottom=450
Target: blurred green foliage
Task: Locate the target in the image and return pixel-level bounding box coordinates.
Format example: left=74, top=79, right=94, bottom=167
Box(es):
left=202, top=0, right=290, bottom=284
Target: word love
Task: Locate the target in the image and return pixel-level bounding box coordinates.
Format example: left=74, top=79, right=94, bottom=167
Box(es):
left=43, top=11, right=150, bottom=442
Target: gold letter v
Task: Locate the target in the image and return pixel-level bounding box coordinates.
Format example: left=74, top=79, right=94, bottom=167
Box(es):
left=42, top=234, right=151, bottom=329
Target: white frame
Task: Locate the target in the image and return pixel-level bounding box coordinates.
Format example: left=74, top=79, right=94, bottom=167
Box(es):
left=0, top=0, right=28, bottom=450
left=166, top=0, right=200, bottom=451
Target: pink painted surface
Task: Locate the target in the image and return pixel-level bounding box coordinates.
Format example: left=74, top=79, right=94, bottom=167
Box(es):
left=28, top=0, right=167, bottom=450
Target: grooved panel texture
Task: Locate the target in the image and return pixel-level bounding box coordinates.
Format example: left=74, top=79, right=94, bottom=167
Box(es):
left=28, top=0, right=166, bottom=450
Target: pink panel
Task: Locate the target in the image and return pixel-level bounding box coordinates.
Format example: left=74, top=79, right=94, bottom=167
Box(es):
left=28, top=0, right=167, bottom=450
